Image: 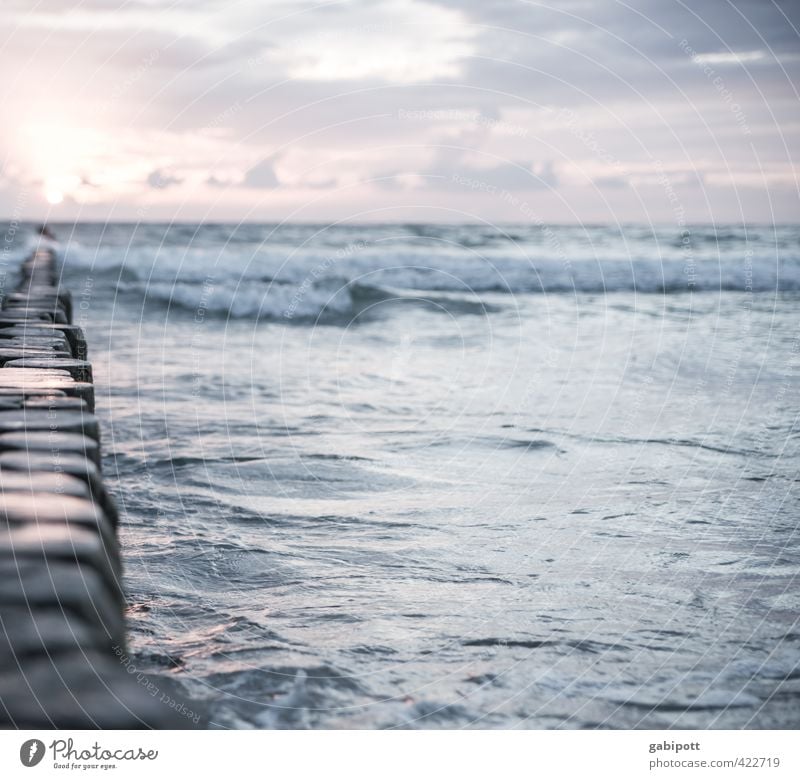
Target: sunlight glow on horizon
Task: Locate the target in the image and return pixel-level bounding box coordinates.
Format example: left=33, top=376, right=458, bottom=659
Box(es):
left=45, top=188, right=64, bottom=205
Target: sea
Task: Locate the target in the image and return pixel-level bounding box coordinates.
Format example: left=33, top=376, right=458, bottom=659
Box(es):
left=5, top=221, right=799, bottom=728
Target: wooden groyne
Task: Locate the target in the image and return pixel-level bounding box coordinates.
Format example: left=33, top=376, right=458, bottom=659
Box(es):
left=0, top=243, right=193, bottom=728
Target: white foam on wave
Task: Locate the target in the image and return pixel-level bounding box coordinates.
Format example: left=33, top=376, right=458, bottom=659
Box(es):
left=126, top=278, right=355, bottom=320
left=53, top=223, right=800, bottom=319
left=255, top=670, right=311, bottom=729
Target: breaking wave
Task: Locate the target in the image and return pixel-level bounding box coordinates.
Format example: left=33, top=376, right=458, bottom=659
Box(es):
left=41, top=222, right=800, bottom=319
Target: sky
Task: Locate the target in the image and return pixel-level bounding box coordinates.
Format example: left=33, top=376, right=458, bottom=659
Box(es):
left=1, top=0, right=798, bottom=223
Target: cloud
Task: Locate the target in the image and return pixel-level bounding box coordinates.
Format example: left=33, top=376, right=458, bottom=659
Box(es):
left=693, top=50, right=766, bottom=65
left=421, top=146, right=558, bottom=192
left=243, top=157, right=280, bottom=189
left=593, top=175, right=629, bottom=189
left=265, top=0, right=476, bottom=83
left=146, top=169, right=183, bottom=189
left=447, top=160, right=558, bottom=191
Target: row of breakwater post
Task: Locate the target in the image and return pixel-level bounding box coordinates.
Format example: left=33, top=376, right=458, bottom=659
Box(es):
left=0, top=239, right=196, bottom=728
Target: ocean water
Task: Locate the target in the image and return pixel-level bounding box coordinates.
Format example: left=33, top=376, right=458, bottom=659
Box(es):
left=6, top=222, right=799, bottom=729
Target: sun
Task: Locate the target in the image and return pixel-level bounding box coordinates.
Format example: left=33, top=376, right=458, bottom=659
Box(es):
left=43, top=174, right=81, bottom=205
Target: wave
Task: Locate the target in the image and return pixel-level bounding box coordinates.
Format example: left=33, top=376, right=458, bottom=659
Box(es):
left=42, top=223, right=800, bottom=319
left=104, top=263, right=800, bottom=321
left=126, top=278, right=356, bottom=320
